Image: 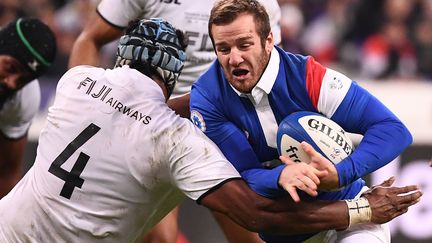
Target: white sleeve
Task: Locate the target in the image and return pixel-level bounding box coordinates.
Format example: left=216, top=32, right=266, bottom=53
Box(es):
left=258, top=0, right=282, bottom=45
left=0, top=80, right=40, bottom=139
left=168, top=119, right=241, bottom=201
left=97, top=0, right=151, bottom=28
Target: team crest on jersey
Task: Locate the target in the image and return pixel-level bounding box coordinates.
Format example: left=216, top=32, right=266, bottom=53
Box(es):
left=191, top=110, right=206, bottom=132
left=329, top=76, right=343, bottom=90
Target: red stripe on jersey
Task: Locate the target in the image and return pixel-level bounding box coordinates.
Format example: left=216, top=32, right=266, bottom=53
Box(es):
left=305, top=57, right=326, bottom=109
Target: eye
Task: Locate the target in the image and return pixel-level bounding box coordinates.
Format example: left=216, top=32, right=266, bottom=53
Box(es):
left=216, top=46, right=230, bottom=54
left=239, top=43, right=252, bottom=50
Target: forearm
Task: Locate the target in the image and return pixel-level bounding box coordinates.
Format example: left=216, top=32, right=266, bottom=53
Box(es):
left=241, top=167, right=286, bottom=198
left=68, top=36, right=102, bottom=68
left=248, top=197, right=349, bottom=234
left=167, top=94, right=190, bottom=118
left=332, top=83, right=412, bottom=186
left=201, top=179, right=349, bottom=235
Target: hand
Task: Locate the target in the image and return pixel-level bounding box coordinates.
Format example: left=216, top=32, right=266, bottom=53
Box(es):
left=362, top=176, right=422, bottom=224
left=301, top=142, right=340, bottom=191
left=278, top=156, right=328, bottom=203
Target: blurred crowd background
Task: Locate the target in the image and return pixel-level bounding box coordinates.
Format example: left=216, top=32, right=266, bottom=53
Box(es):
left=2, top=0, right=432, bottom=83
left=5, top=1, right=431, bottom=242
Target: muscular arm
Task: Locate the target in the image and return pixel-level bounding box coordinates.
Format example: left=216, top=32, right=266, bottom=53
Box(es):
left=68, top=12, right=124, bottom=68
left=0, top=134, right=27, bottom=197
left=200, top=178, right=421, bottom=235
left=167, top=93, right=190, bottom=118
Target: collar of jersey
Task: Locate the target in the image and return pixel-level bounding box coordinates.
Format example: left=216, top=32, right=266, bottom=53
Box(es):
left=231, top=47, right=280, bottom=105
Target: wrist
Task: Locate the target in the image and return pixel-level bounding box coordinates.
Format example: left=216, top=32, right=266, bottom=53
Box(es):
left=344, top=197, right=372, bottom=228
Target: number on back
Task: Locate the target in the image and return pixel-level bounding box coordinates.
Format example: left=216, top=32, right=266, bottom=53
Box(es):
left=48, top=123, right=101, bottom=199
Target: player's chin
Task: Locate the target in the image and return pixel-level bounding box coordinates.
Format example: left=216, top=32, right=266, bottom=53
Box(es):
left=230, top=79, right=255, bottom=94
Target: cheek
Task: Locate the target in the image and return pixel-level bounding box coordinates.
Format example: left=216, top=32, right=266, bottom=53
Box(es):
left=218, top=57, right=231, bottom=72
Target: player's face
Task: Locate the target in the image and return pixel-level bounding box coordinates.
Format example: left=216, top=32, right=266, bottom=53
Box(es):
left=0, top=55, right=32, bottom=98
left=212, top=14, right=273, bottom=93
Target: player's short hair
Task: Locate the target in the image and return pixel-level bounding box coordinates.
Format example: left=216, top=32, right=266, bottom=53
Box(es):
left=208, top=0, right=271, bottom=48
left=115, top=18, right=187, bottom=97
left=0, top=17, right=57, bottom=80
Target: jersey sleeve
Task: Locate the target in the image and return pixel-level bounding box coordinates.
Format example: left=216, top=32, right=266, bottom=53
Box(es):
left=190, top=84, right=286, bottom=198
left=97, top=0, right=148, bottom=28
left=304, top=57, right=412, bottom=186
left=0, top=80, right=40, bottom=139
left=167, top=119, right=241, bottom=201
left=331, top=82, right=412, bottom=186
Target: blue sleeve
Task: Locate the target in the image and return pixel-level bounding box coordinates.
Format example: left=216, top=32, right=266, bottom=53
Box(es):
left=218, top=129, right=287, bottom=198
left=332, top=82, right=413, bottom=186
left=190, top=85, right=285, bottom=198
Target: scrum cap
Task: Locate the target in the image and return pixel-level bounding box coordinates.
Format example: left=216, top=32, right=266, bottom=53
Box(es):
left=115, top=18, right=187, bottom=96
left=0, top=17, right=56, bottom=80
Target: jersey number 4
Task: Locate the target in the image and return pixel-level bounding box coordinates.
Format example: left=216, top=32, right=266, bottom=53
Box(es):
left=48, top=123, right=101, bottom=199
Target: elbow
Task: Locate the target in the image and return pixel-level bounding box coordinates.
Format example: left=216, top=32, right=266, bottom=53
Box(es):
left=405, top=128, right=413, bottom=147
left=399, top=122, right=413, bottom=148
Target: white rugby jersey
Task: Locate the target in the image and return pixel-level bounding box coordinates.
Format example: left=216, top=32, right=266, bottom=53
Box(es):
left=97, top=0, right=281, bottom=97
left=0, top=80, right=40, bottom=139
left=0, top=65, right=240, bottom=243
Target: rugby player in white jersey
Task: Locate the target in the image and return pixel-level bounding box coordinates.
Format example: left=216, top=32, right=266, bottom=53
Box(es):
left=0, top=18, right=422, bottom=243
left=68, top=0, right=281, bottom=241
left=0, top=17, right=56, bottom=198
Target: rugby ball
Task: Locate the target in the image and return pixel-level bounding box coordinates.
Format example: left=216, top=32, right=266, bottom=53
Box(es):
left=276, top=111, right=354, bottom=164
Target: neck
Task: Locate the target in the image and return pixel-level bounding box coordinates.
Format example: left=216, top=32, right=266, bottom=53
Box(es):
left=150, top=74, right=169, bottom=101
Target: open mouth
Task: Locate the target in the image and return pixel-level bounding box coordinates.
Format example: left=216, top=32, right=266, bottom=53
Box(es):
left=232, top=68, right=249, bottom=77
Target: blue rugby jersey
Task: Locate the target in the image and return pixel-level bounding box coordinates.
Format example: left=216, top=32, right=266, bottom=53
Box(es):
left=190, top=46, right=412, bottom=241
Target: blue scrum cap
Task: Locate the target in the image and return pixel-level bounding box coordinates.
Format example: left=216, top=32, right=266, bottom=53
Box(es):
left=115, top=18, right=187, bottom=96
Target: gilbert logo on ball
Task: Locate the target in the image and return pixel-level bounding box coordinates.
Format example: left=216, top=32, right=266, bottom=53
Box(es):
left=277, top=111, right=354, bottom=164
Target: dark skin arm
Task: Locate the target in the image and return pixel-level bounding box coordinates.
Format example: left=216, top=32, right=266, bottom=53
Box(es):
left=68, top=11, right=123, bottom=68
left=200, top=177, right=421, bottom=235
left=0, top=133, right=27, bottom=197
left=167, top=93, right=190, bottom=118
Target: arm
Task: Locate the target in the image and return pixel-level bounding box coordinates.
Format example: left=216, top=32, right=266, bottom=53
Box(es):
left=0, top=134, right=27, bottom=197
left=200, top=177, right=422, bottom=234
left=219, top=129, right=325, bottom=201
left=68, top=11, right=124, bottom=68
left=332, top=82, right=412, bottom=187
left=167, top=93, right=190, bottom=118
left=190, top=86, right=324, bottom=200
left=304, top=58, right=412, bottom=188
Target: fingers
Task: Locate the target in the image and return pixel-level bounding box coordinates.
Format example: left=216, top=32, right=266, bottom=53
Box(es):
left=379, top=176, right=396, bottom=187
left=395, top=190, right=423, bottom=205
left=283, top=176, right=318, bottom=202
left=390, top=185, right=419, bottom=195
left=279, top=156, right=296, bottom=166
left=301, top=142, right=319, bottom=158
left=296, top=175, right=318, bottom=192
left=286, top=187, right=301, bottom=203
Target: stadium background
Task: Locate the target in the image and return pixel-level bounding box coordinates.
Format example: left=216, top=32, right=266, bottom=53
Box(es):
left=2, top=0, right=430, bottom=242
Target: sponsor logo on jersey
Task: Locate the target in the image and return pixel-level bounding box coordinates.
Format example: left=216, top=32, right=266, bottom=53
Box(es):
left=77, top=77, right=152, bottom=125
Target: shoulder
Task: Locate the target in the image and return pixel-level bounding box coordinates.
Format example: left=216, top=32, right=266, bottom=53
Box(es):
left=97, top=0, right=154, bottom=27
left=193, top=60, right=223, bottom=91
left=15, top=80, right=41, bottom=118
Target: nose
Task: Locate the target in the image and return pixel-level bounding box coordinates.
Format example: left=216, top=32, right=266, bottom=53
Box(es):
left=228, top=48, right=244, bottom=66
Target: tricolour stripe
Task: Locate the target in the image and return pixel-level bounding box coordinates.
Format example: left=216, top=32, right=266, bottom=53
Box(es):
left=305, top=57, right=326, bottom=109
left=317, top=68, right=352, bottom=118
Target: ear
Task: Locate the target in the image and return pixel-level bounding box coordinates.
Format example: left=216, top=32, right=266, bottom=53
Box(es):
left=265, top=31, right=274, bottom=54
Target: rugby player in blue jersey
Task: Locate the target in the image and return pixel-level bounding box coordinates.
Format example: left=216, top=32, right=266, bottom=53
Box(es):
left=190, top=0, right=414, bottom=242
